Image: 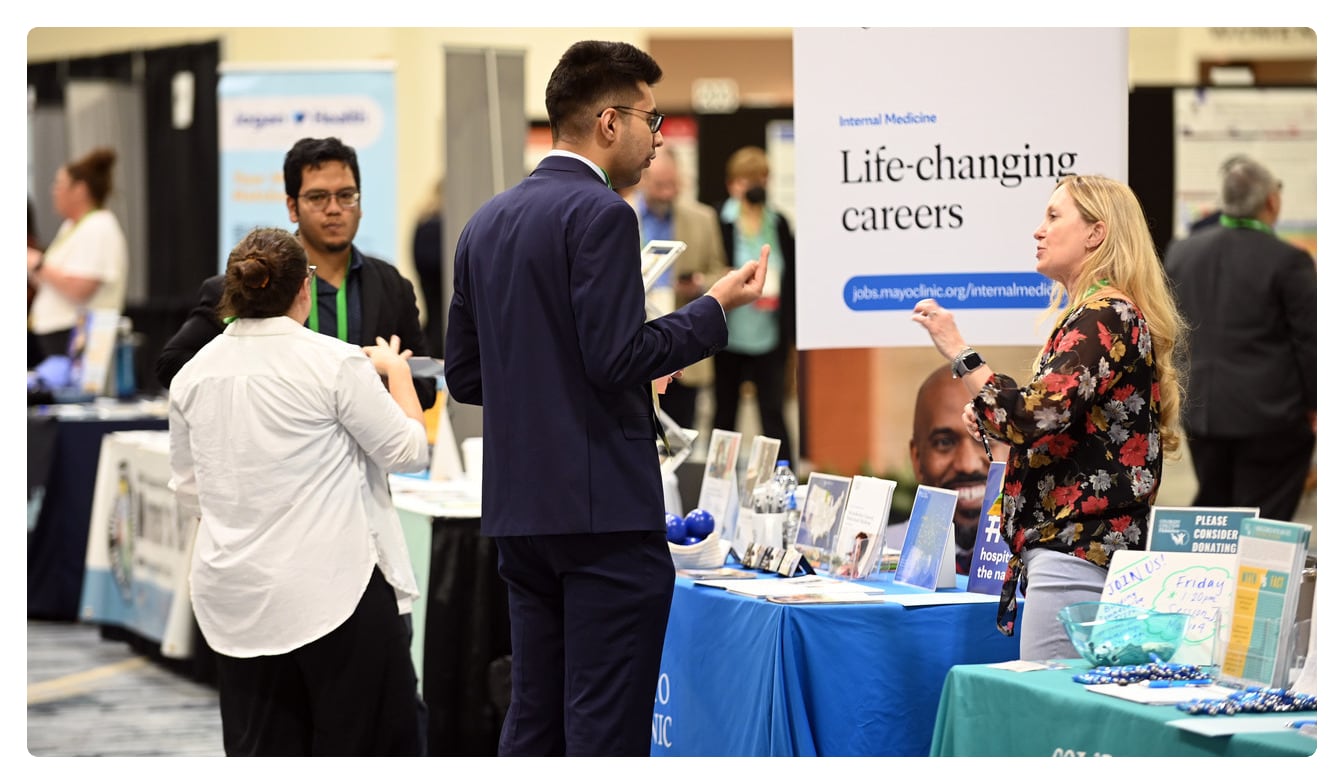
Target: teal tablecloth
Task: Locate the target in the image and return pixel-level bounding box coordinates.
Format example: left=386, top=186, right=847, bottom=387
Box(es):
left=931, top=660, right=1316, bottom=757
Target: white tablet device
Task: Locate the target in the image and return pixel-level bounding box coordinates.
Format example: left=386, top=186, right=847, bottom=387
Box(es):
left=407, top=356, right=444, bottom=378
left=641, top=240, right=688, bottom=292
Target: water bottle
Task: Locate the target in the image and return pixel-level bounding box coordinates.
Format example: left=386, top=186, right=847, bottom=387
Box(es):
left=783, top=489, right=801, bottom=550
left=767, top=460, right=798, bottom=550
left=114, top=317, right=137, bottom=400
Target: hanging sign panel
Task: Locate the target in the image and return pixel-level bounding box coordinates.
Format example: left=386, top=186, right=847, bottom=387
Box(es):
left=792, top=28, right=1128, bottom=349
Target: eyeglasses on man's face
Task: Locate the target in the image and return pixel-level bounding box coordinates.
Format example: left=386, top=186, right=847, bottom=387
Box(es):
left=600, top=105, right=664, bottom=134
left=299, top=188, right=360, bottom=210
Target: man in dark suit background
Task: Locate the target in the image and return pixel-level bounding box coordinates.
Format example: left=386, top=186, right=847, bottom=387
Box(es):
left=1164, top=155, right=1316, bottom=521
left=155, top=136, right=435, bottom=410
left=444, top=40, right=768, bottom=757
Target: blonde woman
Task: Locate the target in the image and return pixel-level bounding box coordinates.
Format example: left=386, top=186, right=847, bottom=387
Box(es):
left=912, top=175, right=1187, bottom=659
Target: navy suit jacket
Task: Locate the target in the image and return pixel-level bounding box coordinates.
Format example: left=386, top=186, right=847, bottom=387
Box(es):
left=445, top=155, right=728, bottom=537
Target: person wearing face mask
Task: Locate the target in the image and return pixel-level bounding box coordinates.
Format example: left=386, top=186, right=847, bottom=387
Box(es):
left=912, top=175, right=1188, bottom=660
left=714, top=146, right=797, bottom=466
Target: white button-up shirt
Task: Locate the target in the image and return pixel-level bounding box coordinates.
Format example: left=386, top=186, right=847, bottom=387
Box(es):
left=169, top=316, right=428, bottom=657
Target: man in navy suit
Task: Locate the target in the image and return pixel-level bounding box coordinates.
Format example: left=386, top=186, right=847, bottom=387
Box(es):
left=444, top=40, right=769, bottom=756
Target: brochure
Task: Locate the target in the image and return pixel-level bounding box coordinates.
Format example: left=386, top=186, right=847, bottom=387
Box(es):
left=697, top=429, right=742, bottom=543
left=891, top=484, right=959, bottom=591
left=794, top=473, right=851, bottom=573
left=827, top=475, right=896, bottom=579
left=1222, top=518, right=1312, bottom=688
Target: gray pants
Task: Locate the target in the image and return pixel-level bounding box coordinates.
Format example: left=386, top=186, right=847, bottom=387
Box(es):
left=1020, top=548, right=1108, bottom=661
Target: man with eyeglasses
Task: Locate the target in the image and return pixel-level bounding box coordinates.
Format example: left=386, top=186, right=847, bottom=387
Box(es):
left=155, top=136, right=435, bottom=411
left=444, top=40, right=769, bottom=757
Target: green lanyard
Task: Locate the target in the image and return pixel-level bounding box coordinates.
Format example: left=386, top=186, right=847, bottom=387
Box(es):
left=1219, top=214, right=1275, bottom=235
left=45, top=209, right=99, bottom=257
left=1083, top=278, right=1111, bottom=298
left=308, top=254, right=351, bottom=342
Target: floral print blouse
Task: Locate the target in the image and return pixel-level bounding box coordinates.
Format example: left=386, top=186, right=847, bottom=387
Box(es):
left=972, top=297, right=1163, bottom=635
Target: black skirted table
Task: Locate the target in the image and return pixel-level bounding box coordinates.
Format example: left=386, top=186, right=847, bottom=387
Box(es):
left=28, top=401, right=169, bottom=621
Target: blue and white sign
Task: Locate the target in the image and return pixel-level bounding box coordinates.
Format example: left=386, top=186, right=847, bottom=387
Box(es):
left=793, top=28, right=1128, bottom=348
left=217, top=64, right=397, bottom=271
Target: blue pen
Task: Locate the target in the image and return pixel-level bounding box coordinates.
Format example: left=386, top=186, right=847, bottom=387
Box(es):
left=1147, top=678, right=1213, bottom=688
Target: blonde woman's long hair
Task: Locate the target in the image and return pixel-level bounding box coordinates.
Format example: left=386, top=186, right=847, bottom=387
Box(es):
left=1037, top=174, right=1188, bottom=457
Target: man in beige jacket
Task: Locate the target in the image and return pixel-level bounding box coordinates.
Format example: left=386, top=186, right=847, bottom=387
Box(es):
left=631, top=147, right=729, bottom=429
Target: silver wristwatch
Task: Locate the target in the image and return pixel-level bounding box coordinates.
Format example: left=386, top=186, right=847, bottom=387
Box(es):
left=951, top=347, right=984, bottom=379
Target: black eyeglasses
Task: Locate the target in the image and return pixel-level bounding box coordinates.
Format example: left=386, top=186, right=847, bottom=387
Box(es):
left=299, top=188, right=360, bottom=210
left=600, top=105, right=664, bottom=134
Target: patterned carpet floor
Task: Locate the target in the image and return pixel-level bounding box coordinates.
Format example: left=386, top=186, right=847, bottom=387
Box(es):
left=26, top=619, right=223, bottom=757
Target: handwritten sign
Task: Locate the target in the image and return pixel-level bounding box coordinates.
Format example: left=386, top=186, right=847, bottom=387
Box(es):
left=1100, top=550, right=1237, bottom=665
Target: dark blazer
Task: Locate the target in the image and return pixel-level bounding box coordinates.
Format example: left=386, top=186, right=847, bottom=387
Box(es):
left=444, top=155, right=728, bottom=537
left=1164, top=224, right=1316, bottom=436
left=155, top=246, right=437, bottom=410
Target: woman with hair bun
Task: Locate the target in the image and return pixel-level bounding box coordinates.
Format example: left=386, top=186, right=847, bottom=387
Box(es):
left=168, top=227, right=429, bottom=756
left=27, top=147, right=129, bottom=359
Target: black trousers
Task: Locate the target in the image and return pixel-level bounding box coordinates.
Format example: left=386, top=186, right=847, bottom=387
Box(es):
left=1187, top=422, right=1315, bottom=523
left=712, top=346, right=793, bottom=466
left=212, top=566, right=422, bottom=756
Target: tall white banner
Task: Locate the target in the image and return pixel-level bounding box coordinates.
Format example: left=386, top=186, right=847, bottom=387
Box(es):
left=793, top=28, right=1128, bottom=349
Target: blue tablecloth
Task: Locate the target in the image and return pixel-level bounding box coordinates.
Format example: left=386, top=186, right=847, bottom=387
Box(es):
left=652, top=574, right=1021, bottom=756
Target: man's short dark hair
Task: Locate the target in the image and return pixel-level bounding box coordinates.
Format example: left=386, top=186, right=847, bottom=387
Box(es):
left=283, top=137, right=361, bottom=199
left=544, top=40, right=662, bottom=143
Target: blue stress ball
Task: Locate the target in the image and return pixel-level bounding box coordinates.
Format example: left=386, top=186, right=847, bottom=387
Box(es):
left=665, top=513, right=687, bottom=544
left=682, top=535, right=703, bottom=546
left=684, top=508, right=716, bottom=539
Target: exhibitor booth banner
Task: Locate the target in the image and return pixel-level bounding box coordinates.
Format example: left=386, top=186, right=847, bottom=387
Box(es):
left=217, top=64, right=397, bottom=272
left=792, top=28, right=1128, bottom=349
left=79, top=430, right=199, bottom=659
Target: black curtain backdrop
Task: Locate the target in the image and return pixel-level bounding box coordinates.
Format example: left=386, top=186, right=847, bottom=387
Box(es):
left=28, top=41, right=220, bottom=395
left=137, top=42, right=221, bottom=394
left=1127, top=87, right=1176, bottom=260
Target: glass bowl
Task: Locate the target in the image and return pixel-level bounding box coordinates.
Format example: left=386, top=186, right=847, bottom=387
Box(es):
left=1057, top=602, right=1189, bottom=666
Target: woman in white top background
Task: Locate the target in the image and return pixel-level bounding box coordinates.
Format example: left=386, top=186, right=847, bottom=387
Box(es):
left=168, top=227, right=429, bottom=756
left=27, top=146, right=129, bottom=360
